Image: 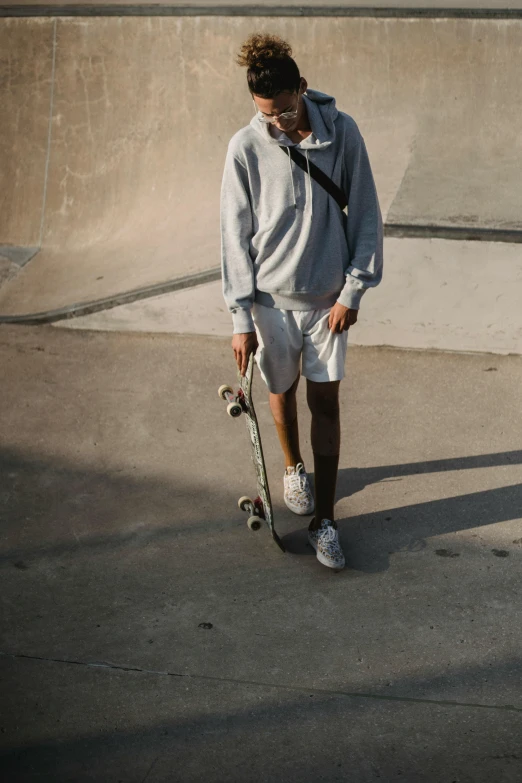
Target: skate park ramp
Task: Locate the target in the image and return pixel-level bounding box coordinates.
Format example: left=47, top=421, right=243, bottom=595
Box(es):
left=1, top=6, right=522, bottom=321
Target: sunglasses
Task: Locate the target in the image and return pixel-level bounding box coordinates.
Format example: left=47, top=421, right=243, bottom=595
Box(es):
left=252, top=91, right=301, bottom=124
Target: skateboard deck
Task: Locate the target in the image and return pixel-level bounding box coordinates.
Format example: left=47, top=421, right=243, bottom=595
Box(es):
left=218, top=353, right=285, bottom=552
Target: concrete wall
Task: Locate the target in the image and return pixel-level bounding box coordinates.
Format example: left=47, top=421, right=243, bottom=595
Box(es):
left=0, top=19, right=54, bottom=247
left=1, top=13, right=521, bottom=352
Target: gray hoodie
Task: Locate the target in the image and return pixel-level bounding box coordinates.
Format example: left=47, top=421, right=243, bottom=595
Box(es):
left=220, top=88, right=384, bottom=334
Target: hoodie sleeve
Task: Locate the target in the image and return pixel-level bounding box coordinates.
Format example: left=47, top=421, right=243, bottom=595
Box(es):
left=220, top=148, right=256, bottom=334
left=337, top=132, right=384, bottom=310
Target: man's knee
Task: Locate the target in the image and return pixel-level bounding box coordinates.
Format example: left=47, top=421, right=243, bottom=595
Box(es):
left=306, top=380, right=340, bottom=418
left=306, top=381, right=339, bottom=419
left=309, top=399, right=340, bottom=419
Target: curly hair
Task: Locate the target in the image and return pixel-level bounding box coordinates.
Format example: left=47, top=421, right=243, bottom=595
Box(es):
left=236, top=33, right=301, bottom=98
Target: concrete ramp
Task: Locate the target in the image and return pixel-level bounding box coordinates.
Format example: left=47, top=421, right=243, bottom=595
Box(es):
left=1, top=13, right=521, bottom=317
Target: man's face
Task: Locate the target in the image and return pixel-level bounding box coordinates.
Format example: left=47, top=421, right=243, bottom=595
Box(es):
left=253, top=89, right=301, bottom=133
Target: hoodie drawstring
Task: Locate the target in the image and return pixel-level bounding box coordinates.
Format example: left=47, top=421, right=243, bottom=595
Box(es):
left=305, top=149, right=313, bottom=221
left=287, top=150, right=297, bottom=209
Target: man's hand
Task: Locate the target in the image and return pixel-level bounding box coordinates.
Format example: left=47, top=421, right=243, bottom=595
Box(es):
left=328, top=303, right=358, bottom=333
left=232, top=332, right=259, bottom=376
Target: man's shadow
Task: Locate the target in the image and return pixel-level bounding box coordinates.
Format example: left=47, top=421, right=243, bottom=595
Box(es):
left=281, top=449, right=522, bottom=573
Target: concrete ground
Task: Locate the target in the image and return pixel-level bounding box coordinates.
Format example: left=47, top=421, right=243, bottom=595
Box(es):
left=1, top=323, right=522, bottom=781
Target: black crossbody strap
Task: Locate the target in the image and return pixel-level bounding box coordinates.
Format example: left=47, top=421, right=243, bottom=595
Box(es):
left=279, top=145, right=347, bottom=212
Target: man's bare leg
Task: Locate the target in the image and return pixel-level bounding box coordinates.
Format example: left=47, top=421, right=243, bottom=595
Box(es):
left=306, top=379, right=341, bottom=530
left=268, top=372, right=303, bottom=469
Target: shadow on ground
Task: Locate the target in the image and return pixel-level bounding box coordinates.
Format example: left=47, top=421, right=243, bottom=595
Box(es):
left=2, top=448, right=522, bottom=575
left=282, top=450, right=522, bottom=573
left=1, top=652, right=522, bottom=783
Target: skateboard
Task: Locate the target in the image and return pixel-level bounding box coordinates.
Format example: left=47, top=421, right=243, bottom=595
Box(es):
left=218, top=352, right=285, bottom=552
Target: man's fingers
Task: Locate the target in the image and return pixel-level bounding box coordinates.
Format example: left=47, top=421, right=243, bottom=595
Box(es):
left=232, top=340, right=257, bottom=375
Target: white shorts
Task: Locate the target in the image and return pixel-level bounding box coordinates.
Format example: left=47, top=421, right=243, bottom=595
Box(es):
left=251, top=302, right=349, bottom=394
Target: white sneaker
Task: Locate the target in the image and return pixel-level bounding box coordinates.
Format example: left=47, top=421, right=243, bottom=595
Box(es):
left=283, top=462, right=315, bottom=515
left=308, top=519, right=345, bottom=570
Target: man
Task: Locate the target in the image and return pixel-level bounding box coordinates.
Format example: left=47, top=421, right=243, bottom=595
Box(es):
left=220, top=33, right=383, bottom=569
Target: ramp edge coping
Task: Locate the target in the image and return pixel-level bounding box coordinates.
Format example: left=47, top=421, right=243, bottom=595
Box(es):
left=1, top=6, right=522, bottom=20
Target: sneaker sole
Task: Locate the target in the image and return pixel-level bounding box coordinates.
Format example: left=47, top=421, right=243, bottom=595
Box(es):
left=285, top=499, right=315, bottom=516
left=308, top=537, right=345, bottom=570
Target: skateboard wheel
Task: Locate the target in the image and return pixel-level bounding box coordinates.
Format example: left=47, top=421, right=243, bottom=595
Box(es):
left=218, top=384, right=233, bottom=400
left=238, top=496, right=253, bottom=512
left=247, top=516, right=263, bottom=532
left=227, top=402, right=242, bottom=418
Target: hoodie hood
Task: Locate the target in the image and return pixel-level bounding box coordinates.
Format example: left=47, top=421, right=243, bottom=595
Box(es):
left=249, top=88, right=339, bottom=217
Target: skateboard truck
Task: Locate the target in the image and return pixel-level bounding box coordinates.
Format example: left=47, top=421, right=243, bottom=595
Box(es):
left=238, top=496, right=264, bottom=531
left=218, top=385, right=244, bottom=419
